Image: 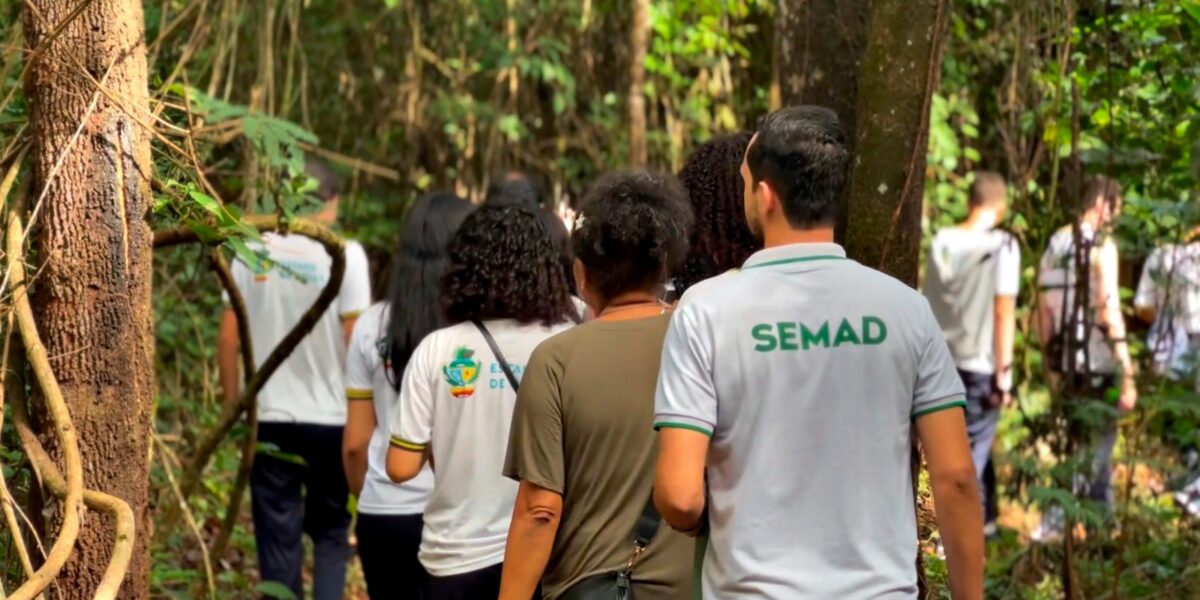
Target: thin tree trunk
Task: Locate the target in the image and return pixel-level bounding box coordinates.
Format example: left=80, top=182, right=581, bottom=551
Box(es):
left=775, top=0, right=869, bottom=241
left=628, top=0, right=649, bottom=167
left=23, top=1, right=155, bottom=597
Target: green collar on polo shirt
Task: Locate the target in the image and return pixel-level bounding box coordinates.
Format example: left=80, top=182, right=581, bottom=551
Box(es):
left=741, top=243, right=848, bottom=270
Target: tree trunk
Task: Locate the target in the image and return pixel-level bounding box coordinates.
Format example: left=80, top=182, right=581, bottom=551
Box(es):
left=628, top=0, right=649, bottom=167
left=775, top=0, right=869, bottom=241
left=844, top=0, right=950, bottom=287
left=23, top=1, right=155, bottom=597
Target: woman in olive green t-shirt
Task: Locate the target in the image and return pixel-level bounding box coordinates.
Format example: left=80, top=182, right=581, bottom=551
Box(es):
left=499, top=171, right=695, bottom=600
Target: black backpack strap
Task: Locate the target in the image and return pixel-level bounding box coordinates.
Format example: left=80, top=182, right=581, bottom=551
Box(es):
left=472, top=319, right=519, bottom=391
left=633, top=489, right=661, bottom=547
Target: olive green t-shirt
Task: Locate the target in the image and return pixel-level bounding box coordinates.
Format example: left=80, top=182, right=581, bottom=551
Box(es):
left=503, top=315, right=694, bottom=600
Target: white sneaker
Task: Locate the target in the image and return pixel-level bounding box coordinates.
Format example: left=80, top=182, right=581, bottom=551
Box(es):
left=983, top=522, right=998, bottom=538
left=1031, top=506, right=1064, bottom=542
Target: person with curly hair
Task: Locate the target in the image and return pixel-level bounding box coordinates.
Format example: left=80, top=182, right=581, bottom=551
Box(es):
left=385, top=203, right=577, bottom=600
left=500, top=171, right=695, bottom=600
left=673, top=132, right=761, bottom=297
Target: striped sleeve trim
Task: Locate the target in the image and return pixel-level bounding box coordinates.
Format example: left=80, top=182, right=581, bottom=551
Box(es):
left=346, top=388, right=374, bottom=401
left=653, top=421, right=714, bottom=438
left=389, top=436, right=427, bottom=452
left=911, top=399, right=968, bottom=421
left=340, top=310, right=365, bottom=321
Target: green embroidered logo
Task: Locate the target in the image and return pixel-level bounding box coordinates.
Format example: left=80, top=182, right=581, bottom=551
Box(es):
left=752, top=317, right=888, bottom=352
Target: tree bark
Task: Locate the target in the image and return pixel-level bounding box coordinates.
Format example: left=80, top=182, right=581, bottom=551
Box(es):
left=775, top=0, right=869, bottom=241
left=844, top=0, right=950, bottom=288
left=23, top=1, right=155, bottom=597
left=628, top=0, right=649, bottom=167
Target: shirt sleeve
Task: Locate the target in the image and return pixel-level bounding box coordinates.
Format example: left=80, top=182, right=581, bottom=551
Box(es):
left=1094, top=238, right=1122, bottom=312
left=654, top=303, right=718, bottom=437
left=389, top=334, right=435, bottom=451
left=344, top=313, right=374, bottom=401
left=912, top=302, right=967, bottom=420
left=502, top=342, right=566, bottom=493
left=339, top=241, right=372, bottom=319
left=994, top=233, right=1020, bottom=297
left=1134, top=248, right=1162, bottom=311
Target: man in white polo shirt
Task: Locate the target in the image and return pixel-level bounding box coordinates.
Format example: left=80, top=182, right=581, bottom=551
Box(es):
left=923, top=172, right=1019, bottom=535
left=217, top=160, right=371, bottom=600
left=653, top=106, right=984, bottom=599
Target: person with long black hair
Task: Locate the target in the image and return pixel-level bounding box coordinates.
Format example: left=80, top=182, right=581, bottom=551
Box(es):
left=386, top=200, right=577, bottom=600
left=342, top=191, right=474, bottom=599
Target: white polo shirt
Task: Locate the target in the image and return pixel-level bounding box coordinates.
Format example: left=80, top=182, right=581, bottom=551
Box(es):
left=1135, top=243, right=1200, bottom=371
left=344, top=303, right=433, bottom=515
left=1037, top=224, right=1120, bottom=374
left=228, top=233, right=371, bottom=425
left=389, top=318, right=575, bottom=576
left=655, top=243, right=965, bottom=599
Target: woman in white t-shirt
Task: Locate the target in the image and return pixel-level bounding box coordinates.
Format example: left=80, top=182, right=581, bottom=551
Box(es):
left=386, top=201, right=579, bottom=600
left=342, top=191, right=473, bottom=599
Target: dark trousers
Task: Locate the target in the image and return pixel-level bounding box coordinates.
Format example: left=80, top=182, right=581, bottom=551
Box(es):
left=251, top=422, right=352, bottom=600
left=424, top=563, right=540, bottom=600
left=357, top=512, right=425, bottom=600
left=959, top=369, right=1000, bottom=525
left=1067, top=374, right=1119, bottom=509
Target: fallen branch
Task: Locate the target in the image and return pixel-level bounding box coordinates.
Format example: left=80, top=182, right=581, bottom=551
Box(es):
left=4, top=212, right=84, bottom=600
left=206, top=248, right=256, bottom=565
left=152, top=433, right=215, bottom=600
left=154, top=215, right=345, bottom=527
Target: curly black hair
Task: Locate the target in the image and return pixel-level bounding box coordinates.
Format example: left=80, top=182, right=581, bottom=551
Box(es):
left=442, top=204, right=575, bottom=326
left=675, top=132, right=760, bottom=294
left=572, top=171, right=692, bottom=301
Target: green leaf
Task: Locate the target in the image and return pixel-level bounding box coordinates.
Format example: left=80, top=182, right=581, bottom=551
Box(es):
left=256, top=581, right=298, bottom=600
left=1182, top=1, right=1200, bottom=27
left=186, top=222, right=221, bottom=244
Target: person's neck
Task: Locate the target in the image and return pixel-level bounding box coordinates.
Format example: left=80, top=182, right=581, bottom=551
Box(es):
left=595, top=289, right=664, bottom=321
left=961, top=209, right=996, bottom=232
left=762, top=224, right=835, bottom=249
left=1080, top=210, right=1102, bottom=231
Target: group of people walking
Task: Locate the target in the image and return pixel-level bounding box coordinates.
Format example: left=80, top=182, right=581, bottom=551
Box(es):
left=215, top=103, right=1184, bottom=600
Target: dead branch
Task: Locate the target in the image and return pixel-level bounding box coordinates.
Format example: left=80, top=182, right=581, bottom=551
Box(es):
left=151, top=433, right=215, bottom=600
left=153, top=215, right=346, bottom=528
left=4, top=212, right=84, bottom=600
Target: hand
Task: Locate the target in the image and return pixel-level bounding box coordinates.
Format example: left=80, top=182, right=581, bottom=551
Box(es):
left=1118, top=380, right=1138, bottom=413
left=989, top=389, right=1013, bottom=409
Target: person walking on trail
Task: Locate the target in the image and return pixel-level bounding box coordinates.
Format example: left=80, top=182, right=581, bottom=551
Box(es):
left=1033, top=176, right=1138, bottom=540
left=500, top=172, right=696, bottom=600
left=1133, top=228, right=1200, bottom=516
left=652, top=106, right=985, bottom=599
left=923, top=172, right=1020, bottom=537
left=672, top=132, right=761, bottom=300
left=385, top=201, right=577, bottom=600
left=216, top=160, right=371, bottom=600
left=342, top=191, right=474, bottom=599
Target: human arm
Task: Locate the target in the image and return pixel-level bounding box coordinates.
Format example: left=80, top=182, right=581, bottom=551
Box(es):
left=917, top=409, right=984, bottom=600
left=385, top=335, right=434, bottom=483
left=217, top=308, right=241, bottom=410
left=653, top=305, right=717, bottom=535
left=1133, top=247, right=1161, bottom=325
left=1094, top=240, right=1137, bottom=410
left=339, top=241, right=371, bottom=348
left=654, top=428, right=709, bottom=535
left=992, top=237, right=1019, bottom=406
left=499, top=482, right=563, bottom=600
left=343, top=399, right=375, bottom=494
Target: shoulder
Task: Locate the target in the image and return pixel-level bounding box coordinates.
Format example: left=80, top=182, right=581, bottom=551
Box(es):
left=356, top=302, right=388, bottom=333
left=676, top=269, right=744, bottom=310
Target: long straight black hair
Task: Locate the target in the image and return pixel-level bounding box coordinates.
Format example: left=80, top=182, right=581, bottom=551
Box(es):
left=386, top=191, right=474, bottom=389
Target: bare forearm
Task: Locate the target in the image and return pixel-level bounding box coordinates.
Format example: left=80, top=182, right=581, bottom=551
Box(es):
left=993, top=297, right=1016, bottom=390
left=499, top=511, right=558, bottom=600
left=217, top=341, right=240, bottom=409
left=931, top=474, right=985, bottom=600
left=342, top=449, right=368, bottom=495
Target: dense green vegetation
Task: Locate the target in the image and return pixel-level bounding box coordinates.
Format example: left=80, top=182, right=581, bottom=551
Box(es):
left=1, top=0, right=1199, bottom=598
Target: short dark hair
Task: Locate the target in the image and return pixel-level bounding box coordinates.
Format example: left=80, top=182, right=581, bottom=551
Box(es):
left=1078, top=175, right=1122, bottom=215
left=442, top=204, right=574, bottom=326
left=968, top=172, right=1007, bottom=209
left=485, top=179, right=540, bottom=210
left=572, top=171, right=692, bottom=300
left=676, top=133, right=759, bottom=294
left=304, top=159, right=342, bottom=202
left=745, top=106, right=848, bottom=228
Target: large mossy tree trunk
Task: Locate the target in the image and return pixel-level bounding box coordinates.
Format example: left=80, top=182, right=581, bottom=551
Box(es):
left=775, top=0, right=868, bottom=240
left=24, top=0, right=155, bottom=597
left=845, top=0, right=950, bottom=287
